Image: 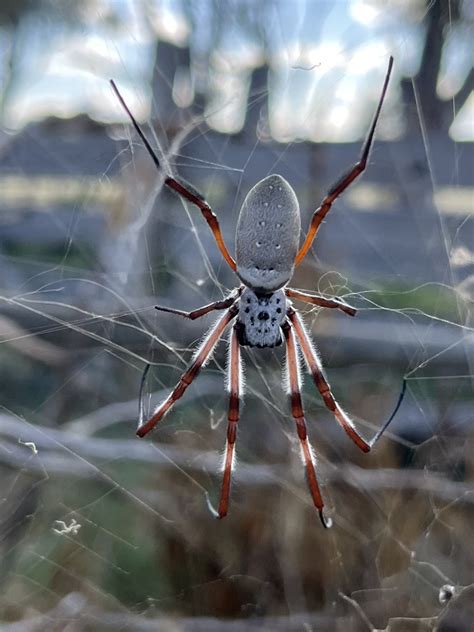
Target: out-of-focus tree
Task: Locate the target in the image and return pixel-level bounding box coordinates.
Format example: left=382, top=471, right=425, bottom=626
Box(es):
left=389, top=0, right=472, bottom=133
left=0, top=0, right=98, bottom=117
left=147, top=0, right=473, bottom=138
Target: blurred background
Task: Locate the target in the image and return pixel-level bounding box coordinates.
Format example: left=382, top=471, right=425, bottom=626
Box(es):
left=0, top=1, right=473, bottom=630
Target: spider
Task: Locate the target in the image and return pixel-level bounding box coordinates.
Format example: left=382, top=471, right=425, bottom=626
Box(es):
left=111, top=56, right=402, bottom=527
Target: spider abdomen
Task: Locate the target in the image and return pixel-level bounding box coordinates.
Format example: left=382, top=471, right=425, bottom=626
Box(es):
left=236, top=288, right=287, bottom=348
left=235, top=174, right=301, bottom=293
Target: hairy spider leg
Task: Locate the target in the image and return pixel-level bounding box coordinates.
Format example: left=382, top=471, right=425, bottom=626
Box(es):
left=295, top=56, right=393, bottom=266
left=283, top=321, right=331, bottom=528
left=290, top=308, right=405, bottom=451
left=110, top=79, right=236, bottom=271
left=286, top=288, right=357, bottom=317
left=218, top=325, right=241, bottom=518
left=137, top=306, right=237, bottom=437
left=155, top=290, right=241, bottom=321
left=289, top=309, right=372, bottom=451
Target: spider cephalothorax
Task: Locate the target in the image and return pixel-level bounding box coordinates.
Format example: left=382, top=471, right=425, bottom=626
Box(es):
left=111, top=56, right=402, bottom=528
left=236, top=287, right=287, bottom=348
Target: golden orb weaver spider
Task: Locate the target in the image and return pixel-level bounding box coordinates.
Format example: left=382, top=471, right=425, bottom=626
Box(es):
left=111, top=55, right=404, bottom=528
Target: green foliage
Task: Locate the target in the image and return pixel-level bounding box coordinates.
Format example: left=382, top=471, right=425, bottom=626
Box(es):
left=365, top=283, right=466, bottom=322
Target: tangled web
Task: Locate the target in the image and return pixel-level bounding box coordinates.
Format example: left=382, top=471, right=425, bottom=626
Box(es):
left=0, top=2, right=472, bottom=630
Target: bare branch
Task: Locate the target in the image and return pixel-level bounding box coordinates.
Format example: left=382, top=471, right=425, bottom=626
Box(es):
left=1, top=412, right=472, bottom=506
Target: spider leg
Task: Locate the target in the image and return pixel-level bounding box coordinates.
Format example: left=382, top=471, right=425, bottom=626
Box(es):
left=155, top=289, right=241, bottom=321
left=137, top=305, right=238, bottom=437
left=286, top=288, right=357, bottom=317
left=295, top=56, right=393, bottom=267
left=110, top=80, right=236, bottom=271
left=288, top=308, right=371, bottom=452
left=218, top=325, right=241, bottom=518
left=283, top=321, right=331, bottom=528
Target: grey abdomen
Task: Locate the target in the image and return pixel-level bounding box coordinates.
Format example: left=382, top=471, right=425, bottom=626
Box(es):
left=235, top=174, right=300, bottom=293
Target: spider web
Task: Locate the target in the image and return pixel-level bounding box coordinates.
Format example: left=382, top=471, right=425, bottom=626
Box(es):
left=0, top=1, right=472, bottom=630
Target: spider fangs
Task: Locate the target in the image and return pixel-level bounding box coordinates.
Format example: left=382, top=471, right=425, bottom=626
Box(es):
left=111, top=56, right=404, bottom=528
